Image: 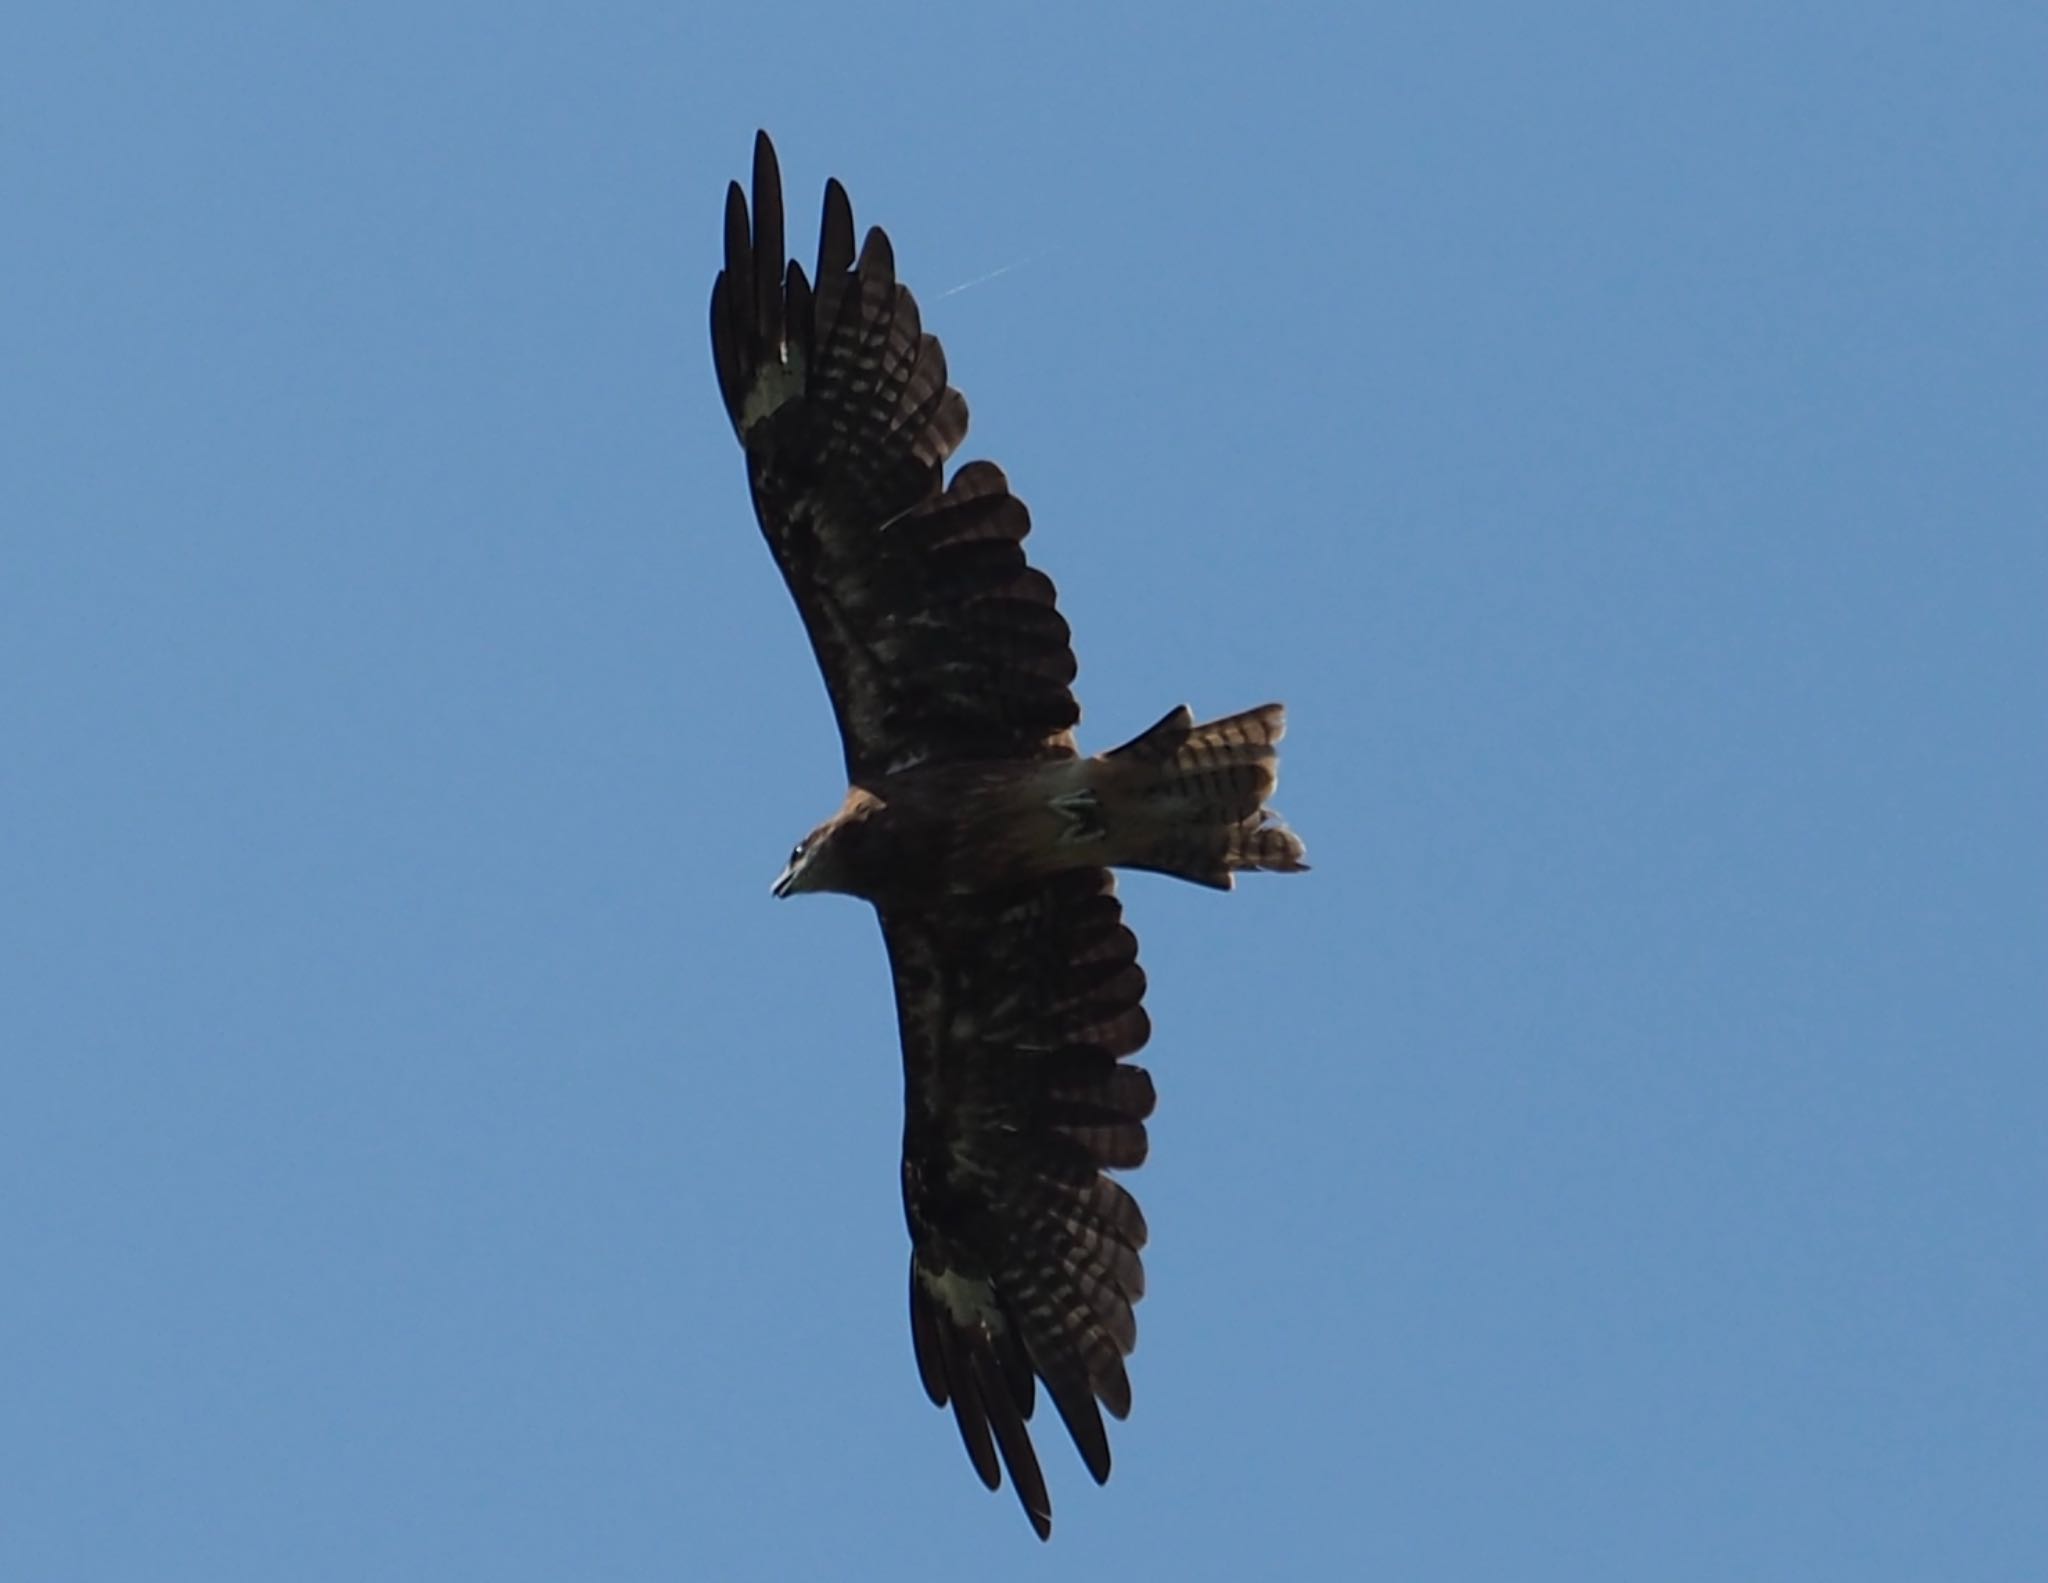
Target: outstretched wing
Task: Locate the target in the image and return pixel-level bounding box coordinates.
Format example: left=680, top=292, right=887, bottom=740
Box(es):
left=882, top=870, right=1155, bottom=1539
left=711, top=132, right=1081, bottom=781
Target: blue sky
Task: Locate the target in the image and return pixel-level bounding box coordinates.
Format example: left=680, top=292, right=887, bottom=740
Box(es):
left=4, top=3, right=2042, bottom=1577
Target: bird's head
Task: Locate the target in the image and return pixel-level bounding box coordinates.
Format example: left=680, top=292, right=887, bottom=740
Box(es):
left=772, top=792, right=881, bottom=899
left=771, top=820, right=839, bottom=898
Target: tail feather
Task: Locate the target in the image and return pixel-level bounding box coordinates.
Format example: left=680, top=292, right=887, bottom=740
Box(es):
left=1101, top=704, right=1308, bottom=889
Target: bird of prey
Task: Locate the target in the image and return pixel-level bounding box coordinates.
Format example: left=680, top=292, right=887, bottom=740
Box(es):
left=710, top=131, right=1307, bottom=1539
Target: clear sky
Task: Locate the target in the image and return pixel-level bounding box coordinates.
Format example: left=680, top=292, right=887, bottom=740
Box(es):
left=4, top=3, right=2042, bottom=1578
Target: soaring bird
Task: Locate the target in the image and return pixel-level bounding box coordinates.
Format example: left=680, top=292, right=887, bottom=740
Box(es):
left=710, top=132, right=1307, bottom=1538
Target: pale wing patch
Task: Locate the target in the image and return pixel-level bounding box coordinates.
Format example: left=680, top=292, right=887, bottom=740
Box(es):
left=739, top=344, right=806, bottom=433
left=925, top=1266, right=1006, bottom=1332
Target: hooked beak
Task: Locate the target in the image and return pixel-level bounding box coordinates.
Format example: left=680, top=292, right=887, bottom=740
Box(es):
left=771, top=863, right=797, bottom=899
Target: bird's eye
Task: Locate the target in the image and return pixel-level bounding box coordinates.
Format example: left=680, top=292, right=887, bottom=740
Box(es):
left=789, top=842, right=806, bottom=867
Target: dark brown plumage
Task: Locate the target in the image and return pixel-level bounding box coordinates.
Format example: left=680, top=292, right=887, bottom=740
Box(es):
left=711, top=131, right=1306, bottom=1539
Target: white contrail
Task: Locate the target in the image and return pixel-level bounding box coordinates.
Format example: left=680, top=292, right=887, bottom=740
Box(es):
left=938, top=250, right=1050, bottom=298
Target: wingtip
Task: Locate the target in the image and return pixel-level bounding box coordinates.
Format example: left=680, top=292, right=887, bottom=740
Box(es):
left=857, top=223, right=896, bottom=280
left=722, top=180, right=749, bottom=269
left=819, top=178, right=855, bottom=278
left=749, top=135, right=786, bottom=351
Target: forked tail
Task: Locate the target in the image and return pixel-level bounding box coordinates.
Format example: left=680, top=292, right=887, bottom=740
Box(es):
left=1100, top=703, right=1309, bottom=889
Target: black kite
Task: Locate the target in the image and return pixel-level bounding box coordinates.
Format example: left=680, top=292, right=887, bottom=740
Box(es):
left=709, top=132, right=1307, bottom=1538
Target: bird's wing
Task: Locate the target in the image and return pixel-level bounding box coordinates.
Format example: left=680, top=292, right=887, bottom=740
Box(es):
left=881, top=870, right=1154, bottom=1539
left=711, top=132, right=1081, bottom=780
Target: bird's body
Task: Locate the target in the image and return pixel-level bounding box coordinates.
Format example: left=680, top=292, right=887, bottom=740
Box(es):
left=711, top=132, right=1307, bottom=1539
left=784, top=702, right=1302, bottom=906
left=781, top=757, right=1098, bottom=905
